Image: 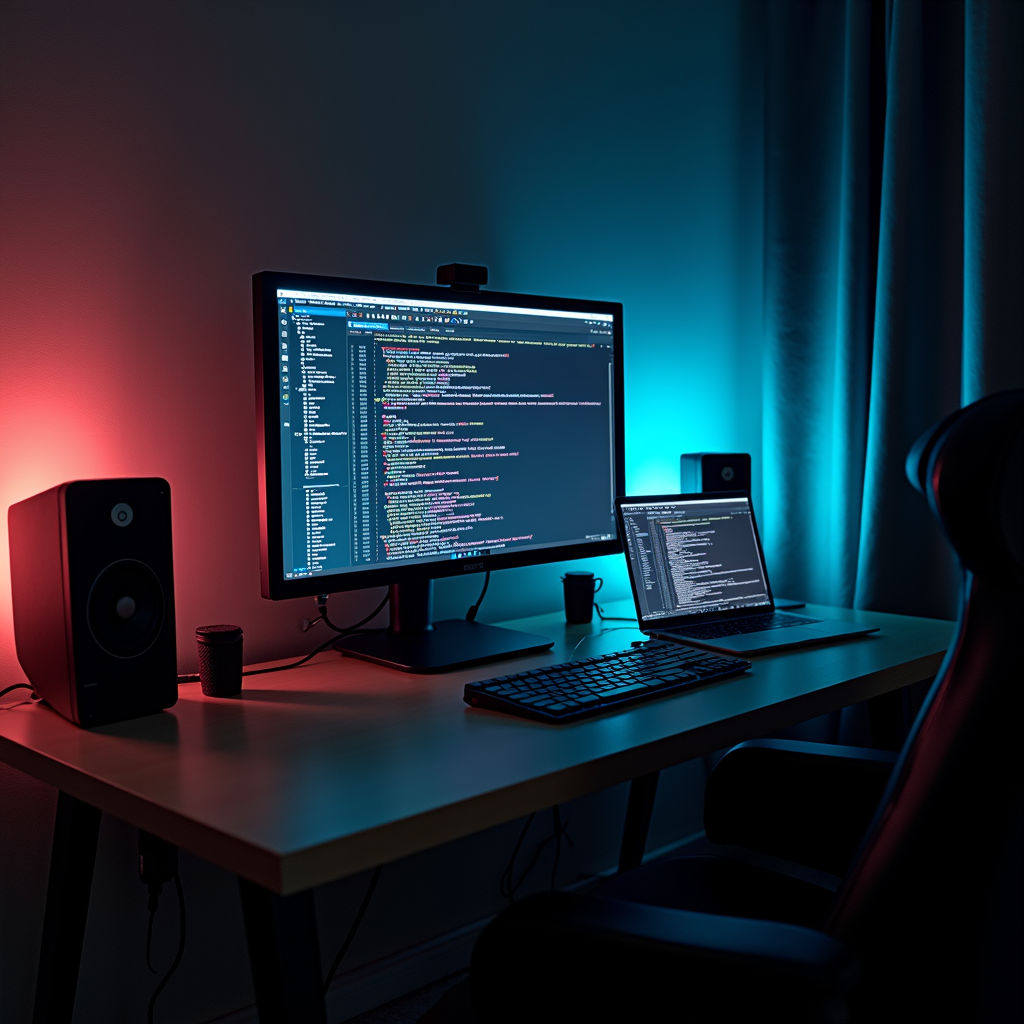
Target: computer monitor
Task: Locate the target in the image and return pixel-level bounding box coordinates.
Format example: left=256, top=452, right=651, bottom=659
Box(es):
left=253, top=270, right=625, bottom=671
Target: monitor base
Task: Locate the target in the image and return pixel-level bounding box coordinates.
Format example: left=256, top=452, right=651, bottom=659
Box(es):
left=333, top=618, right=553, bottom=674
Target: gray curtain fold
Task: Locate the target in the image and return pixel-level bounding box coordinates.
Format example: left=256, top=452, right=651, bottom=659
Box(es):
left=829, top=0, right=885, bottom=613
left=763, top=0, right=1024, bottom=620
left=963, top=0, right=1024, bottom=404
left=853, top=0, right=964, bottom=617
left=763, top=2, right=846, bottom=608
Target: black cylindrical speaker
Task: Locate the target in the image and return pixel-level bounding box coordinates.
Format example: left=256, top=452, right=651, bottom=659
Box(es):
left=679, top=453, right=752, bottom=494
left=8, top=478, right=178, bottom=726
left=196, top=624, right=243, bottom=697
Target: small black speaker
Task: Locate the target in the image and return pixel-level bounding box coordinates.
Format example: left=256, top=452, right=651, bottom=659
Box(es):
left=8, top=478, right=177, bottom=726
left=680, top=452, right=752, bottom=494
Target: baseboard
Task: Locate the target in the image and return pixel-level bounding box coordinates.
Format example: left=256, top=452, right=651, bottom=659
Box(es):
left=205, top=831, right=706, bottom=1024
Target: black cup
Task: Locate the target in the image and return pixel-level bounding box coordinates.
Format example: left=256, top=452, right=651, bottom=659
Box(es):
left=195, top=624, right=243, bottom=697
left=562, top=572, right=603, bottom=624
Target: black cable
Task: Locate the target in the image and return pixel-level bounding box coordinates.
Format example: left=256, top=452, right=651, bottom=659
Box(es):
left=499, top=813, right=535, bottom=902
left=147, top=873, right=185, bottom=1024
left=550, top=806, right=563, bottom=890
left=317, top=592, right=351, bottom=633
left=245, top=591, right=391, bottom=677
left=175, top=631, right=341, bottom=684
left=177, top=591, right=391, bottom=683
left=569, top=626, right=637, bottom=660
left=466, top=571, right=491, bottom=622
left=145, top=908, right=158, bottom=973
left=323, top=865, right=382, bottom=993
left=0, top=683, right=35, bottom=700
left=0, top=682, right=40, bottom=711
left=325, top=590, right=390, bottom=634
left=315, top=595, right=335, bottom=631
left=509, top=821, right=563, bottom=895
left=241, top=630, right=352, bottom=677
left=501, top=807, right=573, bottom=902
left=594, top=603, right=637, bottom=623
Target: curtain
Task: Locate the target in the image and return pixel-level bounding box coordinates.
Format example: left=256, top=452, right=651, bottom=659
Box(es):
left=762, top=0, right=1024, bottom=620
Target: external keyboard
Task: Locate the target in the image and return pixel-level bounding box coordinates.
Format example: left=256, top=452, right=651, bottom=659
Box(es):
left=669, top=611, right=819, bottom=641
left=464, top=641, right=751, bottom=723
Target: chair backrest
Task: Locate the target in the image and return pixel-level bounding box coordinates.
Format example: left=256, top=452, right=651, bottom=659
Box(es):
left=828, top=390, right=1024, bottom=1021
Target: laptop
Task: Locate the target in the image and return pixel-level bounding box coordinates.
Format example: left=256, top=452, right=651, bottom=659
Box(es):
left=614, top=492, right=878, bottom=654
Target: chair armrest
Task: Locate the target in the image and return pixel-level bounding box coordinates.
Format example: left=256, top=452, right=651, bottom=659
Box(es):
left=471, top=891, right=857, bottom=1024
left=705, top=739, right=897, bottom=876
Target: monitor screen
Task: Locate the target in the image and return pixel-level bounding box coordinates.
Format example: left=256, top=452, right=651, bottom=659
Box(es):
left=254, top=272, right=625, bottom=600
left=617, top=494, right=773, bottom=622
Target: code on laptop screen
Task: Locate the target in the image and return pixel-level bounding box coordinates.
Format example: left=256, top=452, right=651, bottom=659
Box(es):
left=619, top=496, right=771, bottom=620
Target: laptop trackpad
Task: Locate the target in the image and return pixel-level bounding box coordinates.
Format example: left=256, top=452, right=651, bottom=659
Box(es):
left=801, top=620, right=871, bottom=636
left=717, top=626, right=821, bottom=651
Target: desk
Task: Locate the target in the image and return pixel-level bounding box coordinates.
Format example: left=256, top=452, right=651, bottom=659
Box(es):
left=0, top=601, right=952, bottom=1023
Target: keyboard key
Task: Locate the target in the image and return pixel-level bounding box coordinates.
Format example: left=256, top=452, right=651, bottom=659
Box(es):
left=597, top=683, right=651, bottom=700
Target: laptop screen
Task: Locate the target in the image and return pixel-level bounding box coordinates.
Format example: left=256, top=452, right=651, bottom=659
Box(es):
left=617, top=495, right=772, bottom=622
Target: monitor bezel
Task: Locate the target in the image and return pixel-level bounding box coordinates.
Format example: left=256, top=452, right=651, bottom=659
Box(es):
left=254, top=270, right=625, bottom=601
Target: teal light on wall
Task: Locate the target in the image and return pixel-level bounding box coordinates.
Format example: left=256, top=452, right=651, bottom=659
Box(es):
left=428, top=0, right=766, bottom=619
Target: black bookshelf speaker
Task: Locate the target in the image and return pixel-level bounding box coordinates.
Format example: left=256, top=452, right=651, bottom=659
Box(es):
left=8, top=478, right=177, bottom=726
left=679, top=452, right=752, bottom=494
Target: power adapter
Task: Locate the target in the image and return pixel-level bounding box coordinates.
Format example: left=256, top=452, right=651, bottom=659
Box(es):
left=138, top=829, right=187, bottom=1020
left=138, top=830, right=178, bottom=913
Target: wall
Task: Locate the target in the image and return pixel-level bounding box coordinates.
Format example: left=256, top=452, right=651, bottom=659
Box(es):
left=0, top=1, right=764, bottom=1020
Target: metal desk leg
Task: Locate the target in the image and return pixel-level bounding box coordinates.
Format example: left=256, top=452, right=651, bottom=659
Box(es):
left=617, top=771, right=660, bottom=874
left=238, top=879, right=328, bottom=1024
left=33, top=792, right=101, bottom=1024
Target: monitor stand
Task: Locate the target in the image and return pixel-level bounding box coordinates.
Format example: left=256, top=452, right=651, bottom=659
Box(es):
left=333, top=580, right=554, bottom=673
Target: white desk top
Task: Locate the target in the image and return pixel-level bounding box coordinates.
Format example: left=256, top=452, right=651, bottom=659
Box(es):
left=0, top=601, right=952, bottom=894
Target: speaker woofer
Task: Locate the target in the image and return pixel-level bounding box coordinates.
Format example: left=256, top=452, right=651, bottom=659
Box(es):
left=87, top=559, right=165, bottom=659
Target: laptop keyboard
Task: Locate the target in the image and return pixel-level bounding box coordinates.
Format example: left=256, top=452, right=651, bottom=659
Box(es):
left=667, top=611, right=820, bottom=640
left=464, top=641, right=751, bottom=723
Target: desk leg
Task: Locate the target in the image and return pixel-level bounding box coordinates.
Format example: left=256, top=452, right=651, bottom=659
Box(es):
left=617, top=771, right=660, bottom=874
left=238, top=879, right=327, bottom=1024
left=33, top=792, right=101, bottom=1024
